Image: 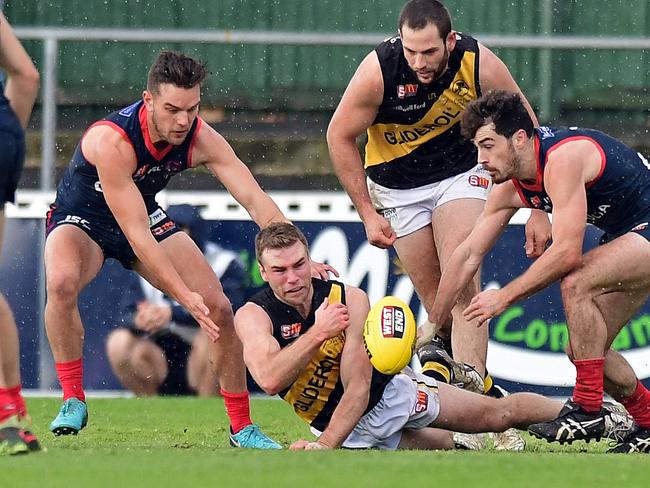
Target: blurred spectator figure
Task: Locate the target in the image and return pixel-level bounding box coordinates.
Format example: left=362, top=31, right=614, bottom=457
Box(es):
left=0, top=13, right=40, bottom=455
left=106, top=205, right=247, bottom=397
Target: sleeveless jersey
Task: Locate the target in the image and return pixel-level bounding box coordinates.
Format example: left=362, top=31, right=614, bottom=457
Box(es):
left=365, top=33, right=481, bottom=189
left=513, top=126, right=650, bottom=237
left=248, top=278, right=392, bottom=432
left=0, top=80, right=21, bottom=134
left=53, top=100, right=202, bottom=220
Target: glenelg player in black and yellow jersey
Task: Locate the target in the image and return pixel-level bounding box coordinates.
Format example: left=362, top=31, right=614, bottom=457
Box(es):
left=327, top=0, right=552, bottom=450
left=234, top=223, right=567, bottom=450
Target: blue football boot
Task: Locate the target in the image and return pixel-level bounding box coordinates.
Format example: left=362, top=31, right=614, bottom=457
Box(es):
left=229, top=424, right=282, bottom=449
left=50, top=398, right=88, bottom=436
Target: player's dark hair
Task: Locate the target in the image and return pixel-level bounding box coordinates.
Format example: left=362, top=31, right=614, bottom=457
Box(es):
left=461, top=90, right=534, bottom=140
left=398, top=0, right=452, bottom=38
left=147, top=51, right=207, bottom=94
left=255, top=223, right=309, bottom=263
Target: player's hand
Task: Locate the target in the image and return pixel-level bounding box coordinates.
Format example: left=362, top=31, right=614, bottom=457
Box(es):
left=180, top=291, right=220, bottom=342
left=524, top=210, right=551, bottom=258
left=289, top=439, right=329, bottom=450
left=463, top=289, right=508, bottom=327
left=313, top=297, right=350, bottom=341
left=363, top=212, right=397, bottom=249
left=415, top=319, right=440, bottom=349
left=310, top=261, right=339, bottom=280
left=134, top=302, right=172, bottom=332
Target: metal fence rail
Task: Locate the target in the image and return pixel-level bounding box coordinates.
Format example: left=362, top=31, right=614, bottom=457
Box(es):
left=14, top=27, right=650, bottom=191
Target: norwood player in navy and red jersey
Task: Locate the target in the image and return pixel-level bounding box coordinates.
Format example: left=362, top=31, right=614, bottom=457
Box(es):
left=0, top=13, right=41, bottom=456
left=43, top=50, right=336, bottom=449
left=428, top=90, right=650, bottom=453
left=327, top=4, right=551, bottom=447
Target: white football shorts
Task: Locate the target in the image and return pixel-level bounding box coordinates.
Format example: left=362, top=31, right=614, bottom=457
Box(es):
left=367, top=164, right=491, bottom=237
left=341, top=370, right=441, bottom=450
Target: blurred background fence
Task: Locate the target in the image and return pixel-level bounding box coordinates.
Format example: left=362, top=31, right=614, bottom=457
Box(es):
left=5, top=0, right=650, bottom=191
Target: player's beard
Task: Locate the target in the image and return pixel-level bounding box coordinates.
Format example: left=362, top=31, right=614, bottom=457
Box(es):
left=151, top=109, right=186, bottom=146
left=414, top=45, right=450, bottom=85
left=493, top=142, right=522, bottom=184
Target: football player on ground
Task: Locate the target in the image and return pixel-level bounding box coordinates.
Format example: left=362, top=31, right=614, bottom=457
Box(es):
left=232, top=222, right=615, bottom=450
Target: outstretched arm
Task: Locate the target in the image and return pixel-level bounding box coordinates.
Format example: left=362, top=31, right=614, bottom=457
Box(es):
left=464, top=143, right=595, bottom=325
left=195, top=124, right=287, bottom=228
left=327, top=52, right=396, bottom=249
left=426, top=184, right=517, bottom=330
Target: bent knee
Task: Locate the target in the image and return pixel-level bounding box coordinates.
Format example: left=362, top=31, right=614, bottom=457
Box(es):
left=106, top=329, right=137, bottom=361
left=46, top=271, right=84, bottom=303
left=560, top=271, right=589, bottom=302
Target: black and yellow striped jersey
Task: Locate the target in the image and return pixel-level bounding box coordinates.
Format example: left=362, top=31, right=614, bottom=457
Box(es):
left=365, top=33, right=481, bottom=189
left=248, top=278, right=392, bottom=431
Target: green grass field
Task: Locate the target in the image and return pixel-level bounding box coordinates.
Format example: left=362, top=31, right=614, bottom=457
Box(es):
left=1, top=397, right=647, bottom=488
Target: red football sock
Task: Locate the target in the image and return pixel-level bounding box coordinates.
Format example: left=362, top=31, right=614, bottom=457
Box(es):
left=572, top=357, right=605, bottom=413
left=620, top=380, right=650, bottom=428
left=0, top=385, right=23, bottom=422
left=221, top=389, right=251, bottom=433
left=8, top=384, right=27, bottom=417
left=55, top=358, right=86, bottom=402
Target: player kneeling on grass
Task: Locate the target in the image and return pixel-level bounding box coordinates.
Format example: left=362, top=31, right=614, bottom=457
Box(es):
left=235, top=222, right=583, bottom=450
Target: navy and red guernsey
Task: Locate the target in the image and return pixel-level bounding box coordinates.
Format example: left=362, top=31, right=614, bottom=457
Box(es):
left=512, top=126, right=650, bottom=240
left=53, top=100, right=202, bottom=221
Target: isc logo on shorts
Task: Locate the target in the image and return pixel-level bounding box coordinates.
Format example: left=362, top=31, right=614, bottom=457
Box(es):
left=468, top=174, right=490, bottom=189
left=381, top=306, right=405, bottom=338
left=59, top=215, right=91, bottom=230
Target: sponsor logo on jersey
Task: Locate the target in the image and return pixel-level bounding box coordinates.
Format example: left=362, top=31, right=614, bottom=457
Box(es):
left=151, top=220, right=176, bottom=236
left=451, top=80, right=470, bottom=97
left=165, top=160, right=184, bottom=173
left=415, top=390, right=429, bottom=413
left=118, top=101, right=140, bottom=117
left=281, top=322, right=302, bottom=340
left=381, top=305, right=405, bottom=338
left=394, top=102, right=426, bottom=112
left=468, top=174, right=489, bottom=189
left=539, top=127, right=555, bottom=139
left=382, top=108, right=462, bottom=145
left=148, top=209, right=166, bottom=227
left=588, top=204, right=611, bottom=222
left=531, top=196, right=542, bottom=208
left=397, top=84, right=418, bottom=99
left=133, top=164, right=150, bottom=181
left=59, top=215, right=91, bottom=230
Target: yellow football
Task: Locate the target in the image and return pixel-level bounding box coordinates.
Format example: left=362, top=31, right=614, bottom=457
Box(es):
left=363, top=296, right=416, bottom=375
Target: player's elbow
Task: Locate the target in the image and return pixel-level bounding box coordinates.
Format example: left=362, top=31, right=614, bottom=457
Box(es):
left=326, top=122, right=353, bottom=154
left=14, top=64, right=40, bottom=96
left=257, top=377, right=282, bottom=396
